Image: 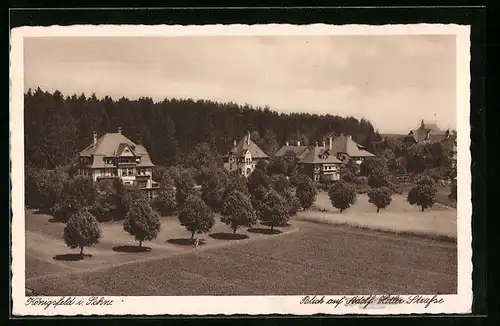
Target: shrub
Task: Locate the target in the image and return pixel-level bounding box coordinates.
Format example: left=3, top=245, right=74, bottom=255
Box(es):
left=123, top=198, right=161, bottom=247
left=284, top=189, right=301, bottom=218
left=59, top=176, right=100, bottom=222
left=152, top=184, right=177, bottom=216
left=367, top=168, right=390, bottom=188
left=258, top=189, right=289, bottom=232
left=295, top=176, right=317, bottom=211
left=178, top=195, right=215, bottom=239
left=407, top=175, right=438, bottom=212
left=175, top=171, right=196, bottom=207
left=63, top=208, right=101, bottom=256
left=221, top=190, right=257, bottom=235
left=367, top=187, right=393, bottom=213
left=327, top=180, right=357, bottom=213
left=201, top=168, right=229, bottom=212
left=269, top=174, right=290, bottom=194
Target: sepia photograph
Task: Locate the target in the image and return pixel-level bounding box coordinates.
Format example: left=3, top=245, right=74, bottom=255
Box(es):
left=10, top=23, right=472, bottom=315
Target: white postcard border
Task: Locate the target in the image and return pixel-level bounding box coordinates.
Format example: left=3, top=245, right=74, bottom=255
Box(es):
left=10, top=23, right=472, bottom=316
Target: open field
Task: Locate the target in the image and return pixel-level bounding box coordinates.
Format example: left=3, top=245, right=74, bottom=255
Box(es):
left=24, top=189, right=457, bottom=296
left=25, top=219, right=457, bottom=296
left=307, top=192, right=457, bottom=239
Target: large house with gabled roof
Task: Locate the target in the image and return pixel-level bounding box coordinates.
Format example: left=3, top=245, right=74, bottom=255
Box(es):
left=276, top=134, right=375, bottom=182
left=402, top=120, right=454, bottom=145
left=223, top=132, right=269, bottom=178
left=78, top=127, right=159, bottom=198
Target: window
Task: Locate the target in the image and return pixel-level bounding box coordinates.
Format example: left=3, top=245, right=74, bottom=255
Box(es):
left=314, top=174, right=320, bottom=181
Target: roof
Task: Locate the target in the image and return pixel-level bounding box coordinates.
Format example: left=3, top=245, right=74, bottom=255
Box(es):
left=404, top=128, right=453, bottom=143
left=329, top=135, right=375, bottom=158
left=226, top=133, right=269, bottom=159
left=298, top=146, right=342, bottom=164
left=417, top=120, right=444, bottom=134
left=79, top=132, right=155, bottom=168
left=275, top=145, right=308, bottom=157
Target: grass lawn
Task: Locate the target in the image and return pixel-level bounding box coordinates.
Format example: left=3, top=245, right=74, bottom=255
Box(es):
left=26, top=220, right=457, bottom=296
left=307, top=192, right=457, bottom=239
left=25, top=208, right=285, bottom=280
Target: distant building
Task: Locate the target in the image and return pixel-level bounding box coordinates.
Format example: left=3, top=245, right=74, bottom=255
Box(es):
left=78, top=127, right=159, bottom=199
left=402, top=120, right=454, bottom=145
left=223, top=131, right=269, bottom=178
left=276, top=134, right=375, bottom=182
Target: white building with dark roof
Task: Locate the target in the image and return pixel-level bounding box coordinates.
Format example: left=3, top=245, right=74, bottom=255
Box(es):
left=78, top=127, right=159, bottom=196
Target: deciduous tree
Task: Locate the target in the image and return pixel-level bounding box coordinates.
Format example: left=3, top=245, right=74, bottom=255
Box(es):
left=220, top=190, right=257, bottom=235
left=295, top=176, right=317, bottom=211
left=63, top=208, right=101, bottom=256
left=328, top=180, right=357, bottom=213
left=123, top=198, right=161, bottom=247
left=367, top=187, right=392, bottom=213
left=258, top=189, right=289, bottom=232
left=178, top=195, right=215, bottom=239
left=407, top=175, right=438, bottom=212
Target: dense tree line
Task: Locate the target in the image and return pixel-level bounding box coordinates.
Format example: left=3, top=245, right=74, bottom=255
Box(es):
left=24, top=88, right=378, bottom=170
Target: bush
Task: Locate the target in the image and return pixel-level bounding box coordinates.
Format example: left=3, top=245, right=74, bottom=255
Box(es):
left=407, top=175, right=438, bottom=212
left=201, top=168, right=229, bottom=212
left=367, top=187, right=393, bottom=213
left=175, top=171, right=197, bottom=207
left=178, top=195, right=215, bottom=239
left=327, top=180, right=357, bottom=213
left=220, top=190, right=257, bottom=235
left=284, top=189, right=301, bottom=218
left=63, top=208, right=101, bottom=256
left=58, top=176, right=100, bottom=222
left=123, top=198, right=161, bottom=247
left=152, top=184, right=177, bottom=216
left=295, top=176, right=317, bottom=211
left=367, top=168, right=391, bottom=188
left=258, top=189, right=289, bottom=232
left=269, top=174, right=290, bottom=195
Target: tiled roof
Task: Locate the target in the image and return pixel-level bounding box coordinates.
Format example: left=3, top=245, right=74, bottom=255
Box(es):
left=329, top=135, right=375, bottom=158
left=275, top=145, right=308, bottom=157
left=79, top=132, right=155, bottom=168
left=298, top=146, right=342, bottom=164
left=226, top=133, right=269, bottom=159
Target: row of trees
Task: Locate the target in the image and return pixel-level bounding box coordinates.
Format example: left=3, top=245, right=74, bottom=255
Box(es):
left=324, top=175, right=439, bottom=214
left=25, top=88, right=378, bottom=170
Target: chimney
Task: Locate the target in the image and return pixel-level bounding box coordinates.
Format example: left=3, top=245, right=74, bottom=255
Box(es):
left=93, top=131, right=97, bottom=146
left=286, top=141, right=289, bottom=146
left=297, top=140, right=301, bottom=146
left=323, top=139, right=326, bottom=148
left=246, top=131, right=251, bottom=145
left=329, top=136, right=333, bottom=150
left=348, top=135, right=352, bottom=140
left=233, top=139, right=237, bottom=146
left=117, top=126, right=122, bottom=134
left=315, top=141, right=319, bottom=147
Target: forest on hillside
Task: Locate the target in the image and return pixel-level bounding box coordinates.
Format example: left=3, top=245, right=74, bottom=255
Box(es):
left=24, top=88, right=381, bottom=170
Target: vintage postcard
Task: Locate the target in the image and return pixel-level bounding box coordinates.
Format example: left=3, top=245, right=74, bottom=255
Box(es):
left=10, top=23, right=472, bottom=316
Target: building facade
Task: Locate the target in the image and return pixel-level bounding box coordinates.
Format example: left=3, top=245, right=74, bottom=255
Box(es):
left=402, top=120, right=454, bottom=145
left=78, top=127, right=159, bottom=198
left=276, top=134, right=375, bottom=181
left=223, top=132, right=269, bottom=178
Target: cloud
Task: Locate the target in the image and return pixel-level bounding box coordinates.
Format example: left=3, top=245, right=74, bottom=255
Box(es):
left=23, top=35, right=456, bottom=133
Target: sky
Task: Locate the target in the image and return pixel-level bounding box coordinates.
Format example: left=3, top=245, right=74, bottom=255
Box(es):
left=24, top=35, right=457, bottom=134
